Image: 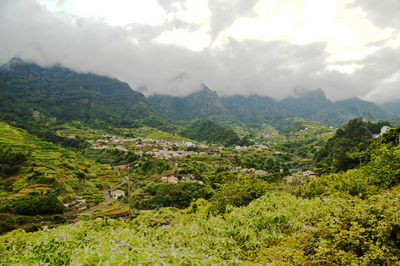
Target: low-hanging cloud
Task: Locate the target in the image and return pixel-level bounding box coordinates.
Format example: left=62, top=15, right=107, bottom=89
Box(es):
left=1, top=0, right=399, bottom=103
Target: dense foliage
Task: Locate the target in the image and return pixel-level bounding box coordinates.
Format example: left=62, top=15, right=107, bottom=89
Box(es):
left=180, top=119, right=244, bottom=146
left=0, top=145, right=27, bottom=179
left=133, top=182, right=213, bottom=209
left=1, top=185, right=399, bottom=264
left=15, top=192, right=64, bottom=215
left=315, top=118, right=390, bottom=171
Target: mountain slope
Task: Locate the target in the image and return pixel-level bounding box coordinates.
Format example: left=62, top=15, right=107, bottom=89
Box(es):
left=380, top=101, right=400, bottom=117
left=148, top=85, right=242, bottom=128
left=0, top=120, right=119, bottom=208
left=220, top=95, right=293, bottom=126
left=278, top=89, right=352, bottom=126
left=179, top=119, right=242, bottom=146
left=336, top=98, right=400, bottom=124
left=0, top=58, right=166, bottom=128
left=277, top=89, right=400, bottom=126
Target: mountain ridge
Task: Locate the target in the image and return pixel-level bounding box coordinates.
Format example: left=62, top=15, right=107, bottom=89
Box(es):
left=1, top=59, right=398, bottom=131
left=148, top=85, right=243, bottom=129
left=0, top=59, right=167, bottom=129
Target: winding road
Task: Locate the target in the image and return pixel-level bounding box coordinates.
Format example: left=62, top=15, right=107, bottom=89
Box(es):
left=80, top=177, right=126, bottom=216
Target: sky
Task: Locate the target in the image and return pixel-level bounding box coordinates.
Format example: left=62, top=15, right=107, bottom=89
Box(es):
left=1, top=0, right=399, bottom=103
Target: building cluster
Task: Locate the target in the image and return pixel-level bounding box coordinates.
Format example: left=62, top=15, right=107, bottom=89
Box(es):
left=88, top=135, right=210, bottom=159
left=134, top=149, right=206, bottom=159
left=230, top=166, right=268, bottom=176
left=160, top=175, right=204, bottom=185
left=63, top=198, right=86, bottom=210
left=286, top=170, right=317, bottom=183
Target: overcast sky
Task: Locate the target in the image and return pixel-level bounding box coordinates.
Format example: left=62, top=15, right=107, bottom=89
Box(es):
left=1, top=0, right=399, bottom=103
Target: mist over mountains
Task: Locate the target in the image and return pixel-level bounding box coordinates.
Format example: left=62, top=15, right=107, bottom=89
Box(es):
left=1, top=59, right=399, bottom=131
left=152, top=86, right=400, bottom=127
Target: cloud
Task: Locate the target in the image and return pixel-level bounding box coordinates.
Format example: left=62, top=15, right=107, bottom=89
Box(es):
left=0, top=0, right=399, bottom=103
left=349, top=0, right=400, bottom=29
left=208, top=0, right=259, bottom=40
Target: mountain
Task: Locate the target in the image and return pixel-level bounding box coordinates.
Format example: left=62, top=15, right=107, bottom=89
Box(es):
left=380, top=101, right=400, bottom=117
left=276, top=89, right=400, bottom=126
left=278, top=89, right=352, bottom=126
left=148, top=85, right=242, bottom=128
left=0, top=58, right=166, bottom=128
left=336, top=98, right=400, bottom=124
left=220, top=95, right=293, bottom=126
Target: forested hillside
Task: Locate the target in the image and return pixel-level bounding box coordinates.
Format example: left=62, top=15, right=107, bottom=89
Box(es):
left=336, top=98, right=400, bottom=124
left=381, top=100, right=400, bottom=117
left=148, top=85, right=242, bottom=129
left=278, top=89, right=399, bottom=126
left=220, top=94, right=293, bottom=127
left=0, top=58, right=166, bottom=128
left=315, top=118, right=390, bottom=171
left=179, top=119, right=244, bottom=146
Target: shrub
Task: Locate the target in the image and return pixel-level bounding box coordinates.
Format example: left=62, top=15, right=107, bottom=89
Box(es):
left=15, top=192, right=64, bottom=215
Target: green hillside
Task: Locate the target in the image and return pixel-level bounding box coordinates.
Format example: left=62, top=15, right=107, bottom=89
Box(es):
left=0, top=121, right=119, bottom=214
left=336, top=98, right=400, bottom=124
left=220, top=91, right=399, bottom=131
left=278, top=89, right=352, bottom=126
left=148, top=85, right=243, bottom=129
left=220, top=94, right=293, bottom=126
left=1, top=125, right=400, bottom=264
left=315, top=118, right=390, bottom=171
left=381, top=100, right=400, bottom=116
left=179, top=119, right=244, bottom=146
left=0, top=58, right=166, bottom=128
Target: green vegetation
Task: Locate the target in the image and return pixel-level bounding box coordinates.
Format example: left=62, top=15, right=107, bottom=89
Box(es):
left=15, top=192, right=64, bottom=215
left=180, top=119, right=244, bottom=146
left=1, top=61, right=400, bottom=264
left=315, top=118, right=390, bottom=171
left=220, top=94, right=293, bottom=127
left=337, top=97, right=400, bottom=124
left=148, top=85, right=243, bottom=129
left=133, top=182, right=213, bottom=209
left=1, top=185, right=399, bottom=264
left=279, top=89, right=399, bottom=126
left=381, top=100, right=400, bottom=116
left=0, top=58, right=166, bottom=129
left=0, top=145, right=28, bottom=180
left=2, top=120, right=398, bottom=264
left=0, top=120, right=120, bottom=216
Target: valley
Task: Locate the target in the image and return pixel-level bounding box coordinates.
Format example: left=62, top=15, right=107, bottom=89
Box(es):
left=0, top=60, right=399, bottom=265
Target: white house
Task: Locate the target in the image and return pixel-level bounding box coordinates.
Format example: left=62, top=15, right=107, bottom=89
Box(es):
left=303, top=170, right=315, bottom=176
left=111, top=190, right=125, bottom=199
left=167, top=176, right=179, bottom=184
left=373, top=126, right=391, bottom=138
left=184, top=142, right=194, bottom=147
